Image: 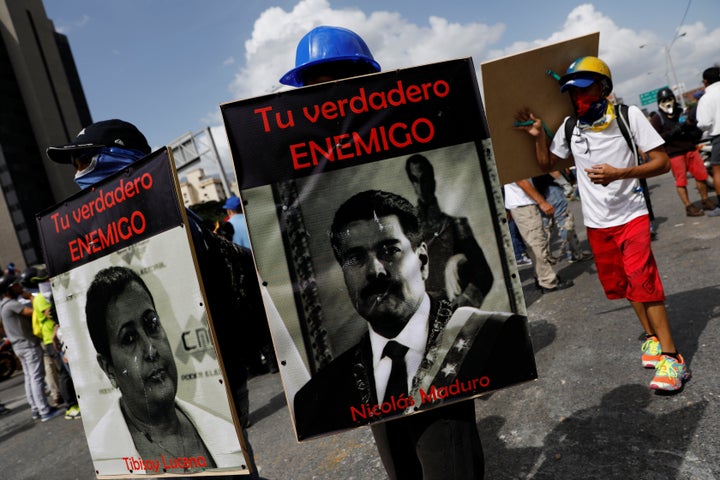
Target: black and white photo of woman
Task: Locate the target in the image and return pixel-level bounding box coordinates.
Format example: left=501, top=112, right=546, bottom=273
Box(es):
left=85, top=266, right=243, bottom=474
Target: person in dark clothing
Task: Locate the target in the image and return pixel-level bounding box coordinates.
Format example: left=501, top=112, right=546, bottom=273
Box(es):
left=649, top=87, right=716, bottom=216
left=46, top=119, right=264, bottom=474
left=281, top=26, right=494, bottom=479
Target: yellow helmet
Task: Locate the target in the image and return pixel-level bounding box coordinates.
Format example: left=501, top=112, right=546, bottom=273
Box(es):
left=559, top=56, right=613, bottom=95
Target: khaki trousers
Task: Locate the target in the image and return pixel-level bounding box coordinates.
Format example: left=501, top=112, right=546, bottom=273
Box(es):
left=510, top=204, right=558, bottom=289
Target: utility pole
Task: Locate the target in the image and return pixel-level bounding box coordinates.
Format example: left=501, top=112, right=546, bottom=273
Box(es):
left=640, top=31, right=687, bottom=110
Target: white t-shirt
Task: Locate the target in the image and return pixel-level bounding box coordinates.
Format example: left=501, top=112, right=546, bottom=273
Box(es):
left=503, top=181, right=537, bottom=210
left=550, top=105, right=664, bottom=228
left=697, top=81, right=720, bottom=136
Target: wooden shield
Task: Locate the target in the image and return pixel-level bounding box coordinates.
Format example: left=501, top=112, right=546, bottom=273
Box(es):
left=481, top=32, right=600, bottom=185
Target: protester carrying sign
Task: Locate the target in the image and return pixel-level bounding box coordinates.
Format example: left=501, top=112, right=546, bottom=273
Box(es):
left=515, top=56, right=690, bottom=392
left=46, top=119, right=152, bottom=190
left=282, top=27, right=491, bottom=479
left=43, top=122, right=259, bottom=476
left=221, top=25, right=537, bottom=480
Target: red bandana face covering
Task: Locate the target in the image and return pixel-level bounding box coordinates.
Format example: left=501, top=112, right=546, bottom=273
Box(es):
left=572, top=92, right=602, bottom=117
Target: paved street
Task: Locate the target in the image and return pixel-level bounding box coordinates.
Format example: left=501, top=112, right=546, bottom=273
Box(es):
left=1, top=170, right=719, bottom=479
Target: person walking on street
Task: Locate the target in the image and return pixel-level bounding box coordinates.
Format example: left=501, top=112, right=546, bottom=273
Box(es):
left=280, top=25, right=489, bottom=479
left=223, top=195, right=251, bottom=249
left=0, top=275, right=63, bottom=421
left=46, top=118, right=262, bottom=473
left=20, top=266, right=81, bottom=420
left=504, top=180, right=574, bottom=294
left=532, top=173, right=593, bottom=263
left=696, top=66, right=720, bottom=206
left=515, top=56, right=690, bottom=392
left=507, top=212, right=533, bottom=267
left=649, top=87, right=717, bottom=216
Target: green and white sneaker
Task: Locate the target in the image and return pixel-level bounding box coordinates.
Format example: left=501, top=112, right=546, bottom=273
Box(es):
left=65, top=405, right=81, bottom=419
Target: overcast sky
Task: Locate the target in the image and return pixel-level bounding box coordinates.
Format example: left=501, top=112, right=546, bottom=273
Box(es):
left=43, top=0, right=719, bottom=180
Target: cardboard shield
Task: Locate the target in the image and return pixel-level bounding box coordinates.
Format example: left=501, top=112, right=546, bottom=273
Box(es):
left=481, top=32, right=600, bottom=184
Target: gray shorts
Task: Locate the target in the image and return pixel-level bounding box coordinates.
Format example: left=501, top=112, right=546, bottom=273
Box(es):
left=711, top=136, right=720, bottom=166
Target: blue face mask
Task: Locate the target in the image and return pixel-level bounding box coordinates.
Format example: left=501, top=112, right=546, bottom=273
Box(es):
left=577, top=96, right=609, bottom=124
left=74, top=147, right=147, bottom=189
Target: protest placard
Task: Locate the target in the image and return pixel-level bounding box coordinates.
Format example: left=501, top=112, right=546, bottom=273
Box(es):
left=222, top=58, right=537, bottom=441
left=36, top=149, right=251, bottom=477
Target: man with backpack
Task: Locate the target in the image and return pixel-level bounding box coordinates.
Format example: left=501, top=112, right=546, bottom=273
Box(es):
left=515, top=56, right=690, bottom=393
left=650, top=87, right=717, bottom=216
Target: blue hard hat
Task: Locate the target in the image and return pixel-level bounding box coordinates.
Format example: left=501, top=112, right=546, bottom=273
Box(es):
left=279, top=26, right=381, bottom=87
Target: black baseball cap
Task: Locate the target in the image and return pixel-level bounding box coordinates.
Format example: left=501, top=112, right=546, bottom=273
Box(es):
left=0, top=274, right=18, bottom=296
left=46, top=119, right=151, bottom=164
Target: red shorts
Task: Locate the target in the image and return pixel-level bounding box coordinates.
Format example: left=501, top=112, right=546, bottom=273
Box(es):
left=669, top=149, right=708, bottom=187
left=586, top=215, right=665, bottom=302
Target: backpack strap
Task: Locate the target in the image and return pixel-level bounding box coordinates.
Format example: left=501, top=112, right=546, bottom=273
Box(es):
left=615, top=104, right=639, bottom=166
left=615, top=103, right=655, bottom=219
left=564, top=115, right=576, bottom=152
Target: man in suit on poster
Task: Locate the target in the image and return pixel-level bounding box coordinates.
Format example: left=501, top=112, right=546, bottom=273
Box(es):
left=293, top=189, right=534, bottom=478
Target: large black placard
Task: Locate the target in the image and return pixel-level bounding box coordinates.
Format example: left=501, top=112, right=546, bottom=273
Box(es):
left=222, top=59, right=536, bottom=441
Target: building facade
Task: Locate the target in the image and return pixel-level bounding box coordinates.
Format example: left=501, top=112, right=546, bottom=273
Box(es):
left=179, top=168, right=227, bottom=206
left=0, top=0, right=89, bottom=268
